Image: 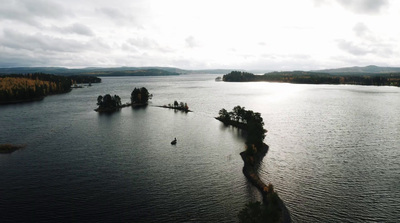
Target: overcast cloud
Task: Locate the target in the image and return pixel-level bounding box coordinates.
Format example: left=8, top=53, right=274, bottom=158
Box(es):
left=0, top=0, right=399, bottom=70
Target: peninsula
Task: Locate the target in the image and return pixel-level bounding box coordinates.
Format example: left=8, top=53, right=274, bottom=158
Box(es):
left=223, top=70, right=400, bottom=87
left=0, top=73, right=101, bottom=105
left=216, top=106, right=291, bottom=223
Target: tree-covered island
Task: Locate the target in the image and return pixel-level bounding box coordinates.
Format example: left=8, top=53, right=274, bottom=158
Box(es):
left=223, top=70, right=400, bottom=87
left=131, top=87, right=152, bottom=107
left=95, top=94, right=123, bottom=112
left=0, top=73, right=101, bottom=104
left=95, top=87, right=152, bottom=112
left=159, top=100, right=191, bottom=112
left=216, top=106, right=291, bottom=223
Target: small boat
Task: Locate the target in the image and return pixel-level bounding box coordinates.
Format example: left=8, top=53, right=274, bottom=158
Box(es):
left=171, top=138, right=177, bottom=145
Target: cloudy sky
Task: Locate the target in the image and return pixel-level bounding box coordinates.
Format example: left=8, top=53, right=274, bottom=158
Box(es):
left=1, top=0, right=399, bottom=70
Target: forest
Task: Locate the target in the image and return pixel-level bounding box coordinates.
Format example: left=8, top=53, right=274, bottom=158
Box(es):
left=131, top=87, right=152, bottom=104
left=222, top=71, right=400, bottom=87
left=216, top=106, right=283, bottom=222
left=95, top=87, right=152, bottom=112
left=217, top=106, right=267, bottom=151
left=95, top=94, right=122, bottom=112
left=0, top=73, right=101, bottom=104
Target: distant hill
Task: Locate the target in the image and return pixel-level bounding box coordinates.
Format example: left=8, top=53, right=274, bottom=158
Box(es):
left=0, top=67, right=183, bottom=76
left=222, top=70, right=400, bottom=87
left=0, top=66, right=238, bottom=76
left=0, top=66, right=242, bottom=76
left=2, top=65, right=400, bottom=77
left=315, top=65, right=400, bottom=74
left=184, top=69, right=237, bottom=74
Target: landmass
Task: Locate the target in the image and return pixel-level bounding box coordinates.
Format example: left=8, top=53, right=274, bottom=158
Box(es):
left=83, top=69, right=180, bottom=76
left=216, top=106, right=291, bottom=223
left=95, top=94, right=124, bottom=112
left=158, top=100, right=191, bottom=112
left=130, top=87, right=152, bottom=107
left=0, top=67, right=181, bottom=76
left=0, top=144, right=26, bottom=154
left=95, top=87, right=151, bottom=112
left=316, top=64, right=400, bottom=74
left=223, top=70, right=400, bottom=87
left=0, top=73, right=101, bottom=105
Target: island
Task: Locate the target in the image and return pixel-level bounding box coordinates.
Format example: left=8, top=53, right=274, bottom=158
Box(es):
left=216, top=106, right=291, bottom=223
left=95, top=87, right=152, bottom=112
left=158, top=100, right=191, bottom=112
left=0, top=144, right=26, bottom=154
left=95, top=94, right=123, bottom=112
left=131, top=87, right=152, bottom=107
left=222, top=70, right=400, bottom=87
left=0, top=73, right=101, bottom=105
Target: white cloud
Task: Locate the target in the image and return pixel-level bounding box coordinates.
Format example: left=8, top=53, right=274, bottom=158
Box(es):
left=1, top=29, right=108, bottom=53
left=336, top=0, right=389, bottom=14
left=315, top=0, right=389, bottom=14
left=0, top=0, right=72, bottom=27
left=337, top=40, right=371, bottom=56
left=185, top=36, right=199, bottom=48
left=51, top=23, right=95, bottom=36
left=0, top=0, right=399, bottom=69
left=353, top=23, right=369, bottom=38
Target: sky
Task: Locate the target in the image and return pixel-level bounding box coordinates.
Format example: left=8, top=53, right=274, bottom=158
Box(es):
left=1, top=0, right=399, bottom=70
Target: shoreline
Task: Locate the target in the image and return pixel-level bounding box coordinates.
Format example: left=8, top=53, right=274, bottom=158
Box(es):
left=156, top=105, right=192, bottom=112
left=216, top=117, right=291, bottom=222
left=0, top=97, right=45, bottom=105
left=240, top=145, right=292, bottom=223
left=95, top=103, right=147, bottom=112
left=0, top=144, right=26, bottom=154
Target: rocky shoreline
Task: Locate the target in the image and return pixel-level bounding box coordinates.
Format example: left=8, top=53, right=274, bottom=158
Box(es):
left=240, top=144, right=291, bottom=223
left=216, top=116, right=291, bottom=222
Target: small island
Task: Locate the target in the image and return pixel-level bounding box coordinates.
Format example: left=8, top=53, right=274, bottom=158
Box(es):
left=95, top=94, right=123, bottom=112
left=131, top=87, right=152, bottom=107
left=0, top=144, right=26, bottom=154
left=216, top=106, right=291, bottom=223
left=159, top=100, right=191, bottom=112
left=95, top=87, right=152, bottom=112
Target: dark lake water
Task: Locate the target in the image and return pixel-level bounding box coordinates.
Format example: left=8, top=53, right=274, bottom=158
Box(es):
left=1, top=74, right=399, bottom=222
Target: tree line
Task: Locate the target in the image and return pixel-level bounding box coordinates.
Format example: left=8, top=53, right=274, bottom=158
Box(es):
left=96, top=87, right=152, bottom=112
left=97, top=94, right=122, bottom=111
left=218, top=106, right=267, bottom=152
left=216, top=106, right=283, bottom=222
left=162, top=100, right=189, bottom=112
left=131, top=87, right=152, bottom=104
left=0, top=73, right=71, bottom=103
left=0, top=73, right=101, bottom=104
left=222, top=71, right=400, bottom=86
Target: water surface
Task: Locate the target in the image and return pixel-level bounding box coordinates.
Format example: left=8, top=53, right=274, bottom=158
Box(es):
left=1, top=74, right=399, bottom=222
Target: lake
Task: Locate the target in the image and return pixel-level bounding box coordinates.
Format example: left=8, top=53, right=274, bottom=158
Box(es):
left=1, top=74, right=399, bottom=222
